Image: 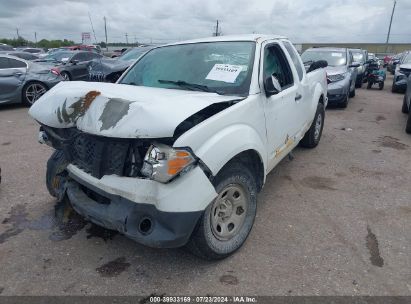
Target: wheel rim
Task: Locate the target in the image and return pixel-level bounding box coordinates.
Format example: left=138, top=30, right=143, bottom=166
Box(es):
left=62, top=73, right=69, bottom=81
left=210, top=184, right=247, bottom=241
left=314, top=112, right=323, bottom=141
left=25, top=83, right=47, bottom=104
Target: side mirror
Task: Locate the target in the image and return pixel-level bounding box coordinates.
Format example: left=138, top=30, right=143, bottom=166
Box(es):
left=70, top=59, right=79, bottom=65
left=265, top=74, right=282, bottom=97
left=393, top=59, right=400, bottom=64
left=350, top=62, right=361, bottom=68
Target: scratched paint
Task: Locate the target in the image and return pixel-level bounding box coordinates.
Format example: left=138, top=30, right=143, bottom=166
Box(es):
left=99, top=98, right=133, bottom=131
left=56, top=91, right=101, bottom=124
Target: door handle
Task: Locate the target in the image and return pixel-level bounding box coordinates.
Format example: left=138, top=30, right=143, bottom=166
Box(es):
left=14, top=72, right=23, bottom=76
left=295, top=94, right=302, bottom=101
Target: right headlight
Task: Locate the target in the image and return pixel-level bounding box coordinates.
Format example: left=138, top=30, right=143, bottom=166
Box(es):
left=140, top=143, right=196, bottom=183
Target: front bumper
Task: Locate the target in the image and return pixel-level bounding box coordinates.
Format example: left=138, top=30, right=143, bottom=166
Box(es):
left=327, top=79, right=350, bottom=104
left=393, top=78, right=407, bottom=91
left=65, top=165, right=217, bottom=248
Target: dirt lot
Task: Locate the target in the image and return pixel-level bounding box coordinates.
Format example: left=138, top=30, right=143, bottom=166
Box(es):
left=0, top=75, right=410, bottom=296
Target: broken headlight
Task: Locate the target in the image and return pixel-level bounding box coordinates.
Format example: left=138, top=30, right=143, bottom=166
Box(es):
left=140, top=143, right=196, bottom=183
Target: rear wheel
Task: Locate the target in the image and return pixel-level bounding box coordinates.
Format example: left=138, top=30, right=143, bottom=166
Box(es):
left=340, top=92, right=349, bottom=108
left=379, top=82, right=384, bottom=90
left=367, top=82, right=372, bottom=89
left=61, top=71, right=71, bottom=81
left=402, top=96, right=409, bottom=114
left=22, top=81, right=48, bottom=106
left=392, top=82, right=398, bottom=93
left=300, top=102, right=325, bottom=148
left=186, top=162, right=257, bottom=260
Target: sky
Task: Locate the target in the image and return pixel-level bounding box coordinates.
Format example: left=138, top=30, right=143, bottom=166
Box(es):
left=0, top=0, right=410, bottom=44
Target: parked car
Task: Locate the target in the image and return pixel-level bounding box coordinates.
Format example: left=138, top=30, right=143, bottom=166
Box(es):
left=350, top=48, right=367, bottom=87
left=392, top=51, right=411, bottom=93
left=402, top=74, right=411, bottom=133
left=64, top=45, right=101, bottom=53
left=0, top=44, right=14, bottom=51
left=88, top=46, right=154, bottom=82
left=36, top=50, right=103, bottom=81
left=301, top=47, right=359, bottom=108
left=30, top=34, right=328, bottom=259
left=111, top=48, right=128, bottom=58
left=0, top=54, right=63, bottom=106
left=387, top=52, right=404, bottom=75
left=0, top=51, right=39, bottom=61
left=16, top=47, right=45, bottom=54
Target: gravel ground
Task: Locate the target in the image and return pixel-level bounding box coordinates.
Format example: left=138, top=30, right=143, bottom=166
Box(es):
left=0, top=75, right=410, bottom=296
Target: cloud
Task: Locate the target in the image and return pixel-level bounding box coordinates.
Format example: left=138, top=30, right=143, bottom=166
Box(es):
left=0, top=0, right=409, bottom=44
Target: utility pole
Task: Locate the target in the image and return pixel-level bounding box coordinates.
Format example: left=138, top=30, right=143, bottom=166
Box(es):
left=104, top=16, right=108, bottom=51
left=125, top=33, right=129, bottom=45
left=16, top=28, right=19, bottom=38
left=34, top=32, right=37, bottom=47
left=88, top=12, right=98, bottom=44
left=215, top=20, right=219, bottom=36
left=386, top=0, right=397, bottom=53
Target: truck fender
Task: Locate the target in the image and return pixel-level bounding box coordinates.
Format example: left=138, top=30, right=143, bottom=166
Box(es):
left=192, top=124, right=267, bottom=180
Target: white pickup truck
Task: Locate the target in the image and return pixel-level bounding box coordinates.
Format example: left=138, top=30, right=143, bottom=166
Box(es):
left=30, top=35, right=328, bottom=260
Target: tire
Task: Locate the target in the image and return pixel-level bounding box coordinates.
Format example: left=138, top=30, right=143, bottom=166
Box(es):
left=392, top=82, right=397, bottom=93
left=349, top=83, right=356, bottom=98
left=406, top=111, right=411, bottom=134
left=340, top=92, right=349, bottom=108
left=46, top=150, right=69, bottom=198
left=300, top=102, right=325, bottom=148
left=402, top=96, right=409, bottom=114
left=367, top=82, right=372, bottom=89
left=355, top=77, right=363, bottom=88
left=186, top=162, right=257, bottom=260
left=22, top=81, right=48, bottom=106
left=61, top=71, right=71, bottom=81
left=379, top=82, right=384, bottom=90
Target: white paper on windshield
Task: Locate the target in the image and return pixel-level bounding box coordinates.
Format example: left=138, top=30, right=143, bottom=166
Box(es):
left=206, top=64, right=242, bottom=83
left=61, top=57, right=69, bottom=62
left=331, top=53, right=342, bottom=57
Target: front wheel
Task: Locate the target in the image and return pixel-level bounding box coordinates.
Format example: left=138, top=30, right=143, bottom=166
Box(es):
left=406, top=110, right=411, bottom=134
left=186, top=162, right=257, bottom=260
left=60, top=71, right=71, bottom=81
left=379, top=82, right=384, bottom=90
left=349, top=83, right=356, bottom=98
left=402, top=96, right=409, bottom=114
left=300, top=102, right=325, bottom=148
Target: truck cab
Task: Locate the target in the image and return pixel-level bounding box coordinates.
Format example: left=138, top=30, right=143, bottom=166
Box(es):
left=30, top=35, right=328, bottom=259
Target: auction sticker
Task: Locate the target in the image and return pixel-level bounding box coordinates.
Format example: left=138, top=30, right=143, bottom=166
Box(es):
left=206, top=64, right=242, bottom=83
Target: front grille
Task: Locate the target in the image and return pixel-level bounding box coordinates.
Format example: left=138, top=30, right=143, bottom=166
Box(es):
left=69, top=132, right=130, bottom=178
left=43, top=128, right=148, bottom=179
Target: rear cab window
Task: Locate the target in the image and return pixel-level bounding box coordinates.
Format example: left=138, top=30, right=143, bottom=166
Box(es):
left=282, top=41, right=304, bottom=81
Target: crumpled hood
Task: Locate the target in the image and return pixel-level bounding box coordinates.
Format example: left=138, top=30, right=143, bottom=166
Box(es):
left=89, top=58, right=132, bottom=74
left=29, top=81, right=242, bottom=138
left=325, top=65, right=347, bottom=76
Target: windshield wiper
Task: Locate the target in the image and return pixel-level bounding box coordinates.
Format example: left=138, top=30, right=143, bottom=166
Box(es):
left=158, top=79, right=225, bottom=95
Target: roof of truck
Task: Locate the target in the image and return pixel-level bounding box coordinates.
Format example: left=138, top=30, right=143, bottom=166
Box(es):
left=167, top=34, right=288, bottom=46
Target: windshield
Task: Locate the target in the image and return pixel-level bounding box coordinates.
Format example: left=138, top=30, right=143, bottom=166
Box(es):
left=120, top=47, right=152, bottom=61
left=352, top=51, right=364, bottom=63
left=42, top=51, right=74, bottom=62
left=301, top=50, right=347, bottom=66
left=120, top=41, right=256, bottom=96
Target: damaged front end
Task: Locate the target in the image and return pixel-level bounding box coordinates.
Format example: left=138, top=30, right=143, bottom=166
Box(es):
left=29, top=81, right=250, bottom=248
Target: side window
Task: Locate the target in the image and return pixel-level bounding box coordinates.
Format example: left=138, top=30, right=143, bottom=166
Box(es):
left=73, top=53, right=86, bottom=61
left=0, top=57, right=9, bottom=69
left=283, top=41, right=304, bottom=81
left=8, top=58, right=26, bottom=68
left=264, top=44, right=294, bottom=89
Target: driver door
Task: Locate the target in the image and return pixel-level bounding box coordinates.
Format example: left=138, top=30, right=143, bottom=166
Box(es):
left=261, top=42, right=298, bottom=171
left=0, top=57, right=27, bottom=103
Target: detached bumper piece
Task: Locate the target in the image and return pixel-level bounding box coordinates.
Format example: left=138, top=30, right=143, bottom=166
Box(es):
left=66, top=178, right=202, bottom=248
